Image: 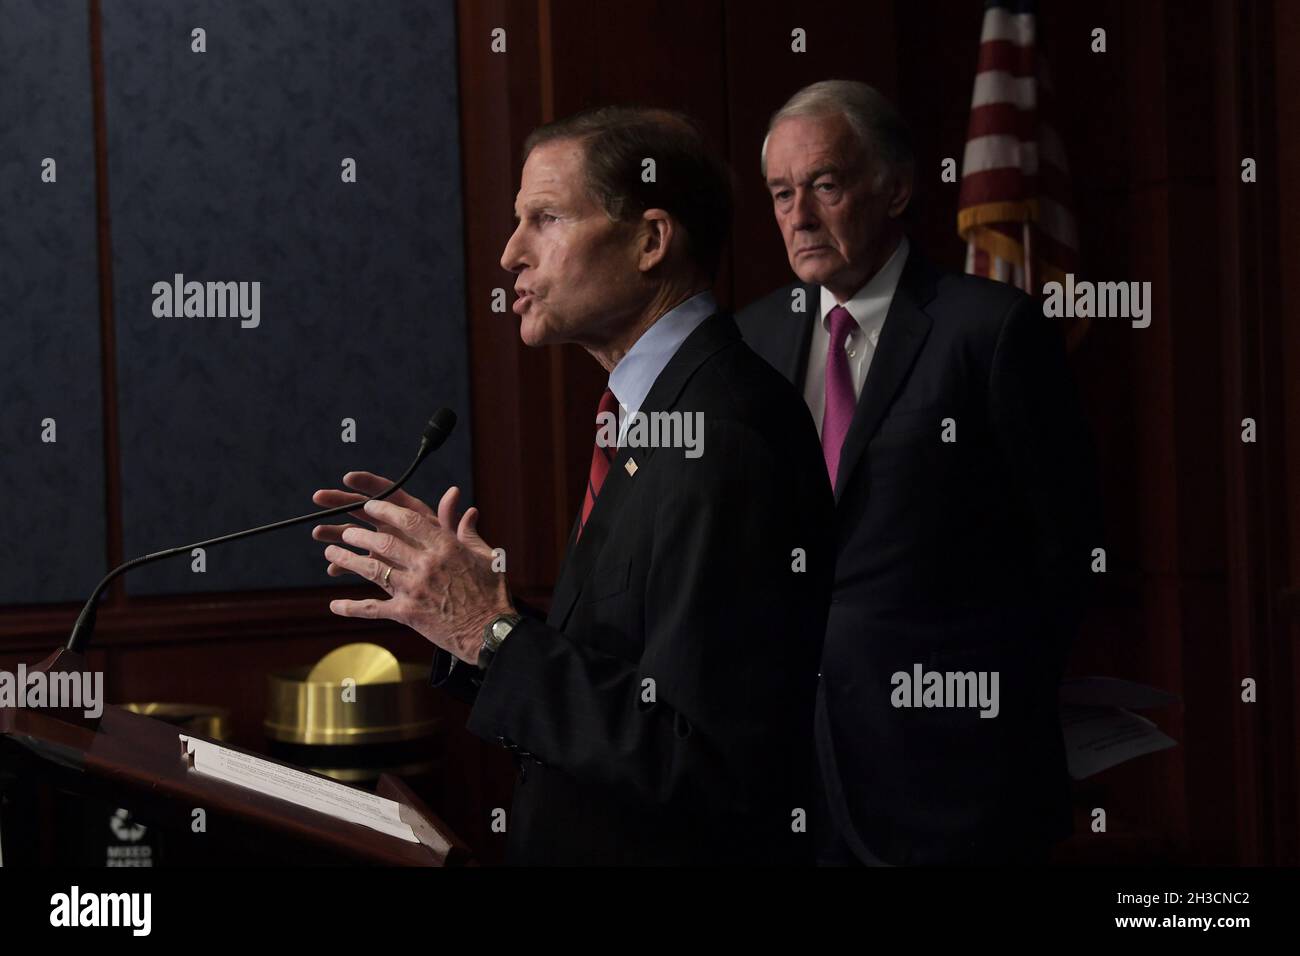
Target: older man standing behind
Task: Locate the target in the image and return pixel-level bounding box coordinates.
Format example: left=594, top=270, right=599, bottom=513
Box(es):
left=739, top=81, right=1100, bottom=865
left=313, top=107, right=834, bottom=865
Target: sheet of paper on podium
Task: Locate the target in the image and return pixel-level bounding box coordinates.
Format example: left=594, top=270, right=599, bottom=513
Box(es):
left=179, top=735, right=418, bottom=842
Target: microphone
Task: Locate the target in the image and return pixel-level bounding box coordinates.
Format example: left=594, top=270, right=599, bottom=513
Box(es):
left=64, top=408, right=458, bottom=654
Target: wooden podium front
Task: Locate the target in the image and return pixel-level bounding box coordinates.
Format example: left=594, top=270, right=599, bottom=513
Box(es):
left=0, top=701, right=472, bottom=866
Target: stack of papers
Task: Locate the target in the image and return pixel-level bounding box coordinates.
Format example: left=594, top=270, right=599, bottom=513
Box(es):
left=178, top=734, right=418, bottom=842
left=1059, top=677, right=1179, bottom=780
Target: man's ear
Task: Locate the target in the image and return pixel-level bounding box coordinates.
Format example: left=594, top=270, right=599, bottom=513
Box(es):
left=886, top=168, right=914, bottom=219
left=637, top=208, right=674, bottom=273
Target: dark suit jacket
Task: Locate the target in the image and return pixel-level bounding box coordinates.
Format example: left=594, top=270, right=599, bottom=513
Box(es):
left=737, top=249, right=1100, bottom=864
left=432, top=313, right=835, bottom=865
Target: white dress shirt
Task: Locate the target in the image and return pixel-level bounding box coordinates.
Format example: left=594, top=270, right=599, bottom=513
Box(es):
left=803, top=237, right=910, bottom=433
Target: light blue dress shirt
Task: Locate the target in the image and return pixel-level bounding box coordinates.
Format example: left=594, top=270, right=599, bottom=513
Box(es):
left=607, top=291, right=716, bottom=446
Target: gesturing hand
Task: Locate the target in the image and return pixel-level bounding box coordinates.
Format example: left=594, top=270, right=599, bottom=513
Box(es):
left=312, top=476, right=515, bottom=664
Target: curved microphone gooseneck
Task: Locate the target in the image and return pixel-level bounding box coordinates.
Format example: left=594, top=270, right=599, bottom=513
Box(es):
left=65, top=408, right=457, bottom=654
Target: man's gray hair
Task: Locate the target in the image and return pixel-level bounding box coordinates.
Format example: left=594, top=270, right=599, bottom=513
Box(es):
left=760, top=80, right=915, bottom=189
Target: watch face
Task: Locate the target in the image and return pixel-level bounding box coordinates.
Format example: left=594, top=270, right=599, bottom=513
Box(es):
left=491, top=618, right=514, bottom=641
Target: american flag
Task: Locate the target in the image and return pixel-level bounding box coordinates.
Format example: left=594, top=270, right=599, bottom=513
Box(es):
left=958, top=0, right=1087, bottom=346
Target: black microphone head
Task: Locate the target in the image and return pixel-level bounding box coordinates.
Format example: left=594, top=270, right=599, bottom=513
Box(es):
left=422, top=408, right=457, bottom=451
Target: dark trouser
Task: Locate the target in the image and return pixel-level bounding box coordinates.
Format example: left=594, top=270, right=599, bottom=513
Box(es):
left=813, top=778, right=1055, bottom=866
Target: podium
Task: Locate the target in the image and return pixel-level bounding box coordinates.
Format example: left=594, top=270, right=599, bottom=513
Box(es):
left=1, top=687, right=472, bottom=867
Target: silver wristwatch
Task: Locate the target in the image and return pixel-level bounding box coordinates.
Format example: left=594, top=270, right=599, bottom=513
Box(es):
left=478, top=613, right=522, bottom=670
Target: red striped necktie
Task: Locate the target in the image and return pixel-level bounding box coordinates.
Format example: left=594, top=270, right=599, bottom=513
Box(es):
left=577, top=388, right=620, bottom=541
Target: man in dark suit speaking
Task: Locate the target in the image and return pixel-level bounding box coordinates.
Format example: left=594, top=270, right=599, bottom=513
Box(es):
left=738, top=81, right=1100, bottom=864
left=311, top=107, right=834, bottom=865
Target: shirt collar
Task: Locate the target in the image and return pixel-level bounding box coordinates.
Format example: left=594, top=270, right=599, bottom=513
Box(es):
left=608, top=291, right=716, bottom=418
left=818, top=236, right=910, bottom=338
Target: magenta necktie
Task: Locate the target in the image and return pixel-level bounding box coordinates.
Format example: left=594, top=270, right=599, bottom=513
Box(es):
left=822, top=305, right=858, bottom=486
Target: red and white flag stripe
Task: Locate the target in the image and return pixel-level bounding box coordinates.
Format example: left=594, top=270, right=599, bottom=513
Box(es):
left=957, top=0, right=1086, bottom=346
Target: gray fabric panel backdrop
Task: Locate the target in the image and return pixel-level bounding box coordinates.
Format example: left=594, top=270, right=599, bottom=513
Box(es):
left=2, top=0, right=473, bottom=602
left=0, top=0, right=109, bottom=605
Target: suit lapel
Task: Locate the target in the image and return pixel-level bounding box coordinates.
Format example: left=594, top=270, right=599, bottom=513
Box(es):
left=774, top=283, right=817, bottom=389
left=832, top=252, right=940, bottom=503
left=547, top=313, right=740, bottom=630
